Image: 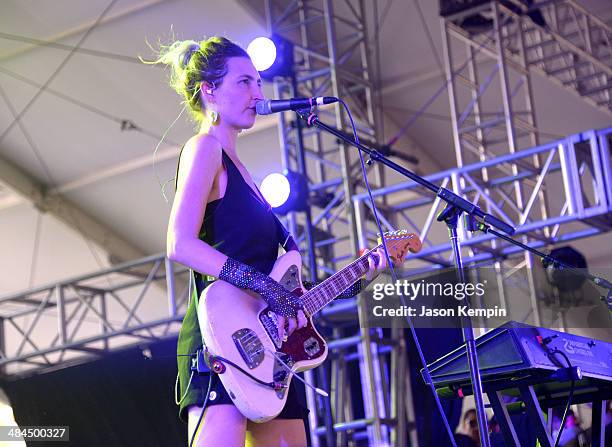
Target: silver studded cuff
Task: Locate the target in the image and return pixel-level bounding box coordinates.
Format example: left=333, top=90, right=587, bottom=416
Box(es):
left=218, top=258, right=303, bottom=318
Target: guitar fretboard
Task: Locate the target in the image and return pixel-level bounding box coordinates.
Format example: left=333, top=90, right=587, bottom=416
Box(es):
left=302, top=245, right=381, bottom=315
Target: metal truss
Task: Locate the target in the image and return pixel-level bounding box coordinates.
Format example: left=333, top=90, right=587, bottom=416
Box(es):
left=353, top=127, right=612, bottom=302
left=443, top=0, right=611, bottom=118
left=439, top=0, right=611, bottom=331
left=0, top=254, right=190, bottom=378
left=252, top=0, right=411, bottom=445
left=261, top=0, right=386, bottom=274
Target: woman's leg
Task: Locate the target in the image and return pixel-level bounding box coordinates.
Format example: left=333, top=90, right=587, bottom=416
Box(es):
left=246, top=418, right=308, bottom=447
left=188, top=404, right=247, bottom=447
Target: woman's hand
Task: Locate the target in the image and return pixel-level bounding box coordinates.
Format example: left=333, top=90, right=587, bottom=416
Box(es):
left=277, top=247, right=389, bottom=341
left=277, top=310, right=308, bottom=342
left=365, top=247, right=388, bottom=281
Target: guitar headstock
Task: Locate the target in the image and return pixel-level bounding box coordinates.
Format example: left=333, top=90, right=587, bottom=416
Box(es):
left=377, top=230, right=422, bottom=265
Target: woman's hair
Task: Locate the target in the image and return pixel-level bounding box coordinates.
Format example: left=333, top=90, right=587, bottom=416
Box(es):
left=145, top=36, right=249, bottom=123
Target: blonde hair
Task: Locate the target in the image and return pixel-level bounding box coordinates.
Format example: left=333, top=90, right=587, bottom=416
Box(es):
left=143, top=36, right=249, bottom=123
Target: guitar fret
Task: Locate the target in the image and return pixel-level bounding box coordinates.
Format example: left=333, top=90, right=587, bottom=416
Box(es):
left=302, top=242, right=391, bottom=314
left=330, top=280, right=340, bottom=296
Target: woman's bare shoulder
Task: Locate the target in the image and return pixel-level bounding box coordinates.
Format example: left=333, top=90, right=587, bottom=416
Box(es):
left=182, top=133, right=223, bottom=163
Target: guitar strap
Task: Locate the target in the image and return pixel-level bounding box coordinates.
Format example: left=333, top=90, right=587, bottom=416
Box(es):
left=272, top=213, right=299, bottom=253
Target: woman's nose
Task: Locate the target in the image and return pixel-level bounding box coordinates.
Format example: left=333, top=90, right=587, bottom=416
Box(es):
left=252, top=85, right=264, bottom=101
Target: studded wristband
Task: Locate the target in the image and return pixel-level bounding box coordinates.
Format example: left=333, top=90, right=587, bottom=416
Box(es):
left=218, top=258, right=303, bottom=318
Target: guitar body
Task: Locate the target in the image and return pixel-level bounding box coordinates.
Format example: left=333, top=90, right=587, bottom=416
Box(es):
left=198, top=250, right=328, bottom=422
left=197, top=230, right=421, bottom=422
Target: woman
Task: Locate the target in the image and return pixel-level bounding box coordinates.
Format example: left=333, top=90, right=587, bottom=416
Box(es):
left=159, top=36, right=386, bottom=447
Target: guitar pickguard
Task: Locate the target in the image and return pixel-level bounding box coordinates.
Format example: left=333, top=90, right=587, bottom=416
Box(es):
left=279, top=264, right=300, bottom=291
left=258, top=263, right=302, bottom=349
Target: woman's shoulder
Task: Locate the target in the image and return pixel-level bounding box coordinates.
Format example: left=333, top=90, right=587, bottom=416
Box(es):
left=183, top=133, right=223, bottom=155
left=181, top=134, right=224, bottom=166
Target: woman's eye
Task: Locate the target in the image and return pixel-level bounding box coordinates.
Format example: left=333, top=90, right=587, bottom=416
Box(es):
left=240, top=79, right=249, bottom=85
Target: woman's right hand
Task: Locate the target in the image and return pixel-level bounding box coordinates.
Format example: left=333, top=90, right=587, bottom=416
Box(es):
left=276, top=309, right=308, bottom=342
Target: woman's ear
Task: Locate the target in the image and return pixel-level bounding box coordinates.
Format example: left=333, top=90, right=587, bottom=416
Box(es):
left=202, top=81, right=214, bottom=96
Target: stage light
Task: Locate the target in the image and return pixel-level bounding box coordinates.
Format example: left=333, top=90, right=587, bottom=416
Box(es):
left=247, top=34, right=294, bottom=80
left=246, top=37, right=277, bottom=71
left=545, top=246, right=587, bottom=292
left=260, top=173, right=290, bottom=208
left=260, top=171, right=308, bottom=214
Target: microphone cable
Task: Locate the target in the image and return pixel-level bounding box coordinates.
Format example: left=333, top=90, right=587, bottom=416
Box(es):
left=337, top=98, right=458, bottom=447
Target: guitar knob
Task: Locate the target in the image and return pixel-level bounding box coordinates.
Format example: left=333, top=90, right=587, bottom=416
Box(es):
left=211, top=359, right=226, bottom=374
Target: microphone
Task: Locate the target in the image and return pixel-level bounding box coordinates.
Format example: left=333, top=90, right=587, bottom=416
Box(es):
left=255, top=97, right=338, bottom=115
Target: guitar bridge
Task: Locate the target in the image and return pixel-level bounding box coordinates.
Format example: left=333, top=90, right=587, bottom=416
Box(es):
left=232, top=328, right=264, bottom=369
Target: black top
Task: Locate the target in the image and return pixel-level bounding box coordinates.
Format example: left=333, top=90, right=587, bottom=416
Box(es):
left=193, top=149, right=279, bottom=290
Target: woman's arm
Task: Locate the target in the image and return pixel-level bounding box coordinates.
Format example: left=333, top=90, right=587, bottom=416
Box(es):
left=166, top=134, right=305, bottom=338
left=166, top=134, right=227, bottom=276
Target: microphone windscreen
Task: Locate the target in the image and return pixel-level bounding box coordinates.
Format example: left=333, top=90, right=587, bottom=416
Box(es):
left=255, top=101, right=270, bottom=115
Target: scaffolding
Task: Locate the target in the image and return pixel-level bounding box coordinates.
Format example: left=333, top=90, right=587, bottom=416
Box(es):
left=1, top=2, right=610, bottom=447
left=437, top=0, right=612, bottom=329
left=252, top=1, right=410, bottom=445
left=0, top=254, right=190, bottom=377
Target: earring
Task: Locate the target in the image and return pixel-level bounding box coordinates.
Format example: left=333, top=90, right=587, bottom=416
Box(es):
left=208, top=109, right=219, bottom=124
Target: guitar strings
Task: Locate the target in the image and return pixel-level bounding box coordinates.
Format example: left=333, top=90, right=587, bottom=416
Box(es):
left=263, top=347, right=329, bottom=397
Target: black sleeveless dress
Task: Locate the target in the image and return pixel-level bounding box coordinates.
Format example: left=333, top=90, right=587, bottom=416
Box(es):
left=176, top=149, right=308, bottom=423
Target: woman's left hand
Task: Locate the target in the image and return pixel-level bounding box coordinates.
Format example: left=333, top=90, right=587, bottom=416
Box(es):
left=365, top=247, right=388, bottom=281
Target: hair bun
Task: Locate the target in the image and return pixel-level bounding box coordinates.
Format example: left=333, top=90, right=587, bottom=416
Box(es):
left=181, top=42, right=200, bottom=69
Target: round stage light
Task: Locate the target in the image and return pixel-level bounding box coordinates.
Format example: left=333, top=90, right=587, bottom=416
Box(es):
left=260, top=171, right=309, bottom=214
left=260, top=172, right=290, bottom=208
left=247, top=37, right=277, bottom=72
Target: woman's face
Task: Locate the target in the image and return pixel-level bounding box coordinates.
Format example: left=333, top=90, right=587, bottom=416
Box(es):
left=208, top=57, right=264, bottom=130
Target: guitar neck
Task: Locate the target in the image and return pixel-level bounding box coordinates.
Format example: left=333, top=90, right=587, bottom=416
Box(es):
left=302, top=244, right=381, bottom=315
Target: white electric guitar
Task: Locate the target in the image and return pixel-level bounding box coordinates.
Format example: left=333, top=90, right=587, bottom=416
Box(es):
left=198, top=230, right=422, bottom=422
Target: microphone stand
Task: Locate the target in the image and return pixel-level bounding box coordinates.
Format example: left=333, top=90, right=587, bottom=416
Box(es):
left=295, top=109, right=517, bottom=447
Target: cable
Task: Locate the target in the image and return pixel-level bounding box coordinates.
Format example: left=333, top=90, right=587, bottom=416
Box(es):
left=263, top=347, right=329, bottom=397
left=0, top=31, right=146, bottom=65
left=175, top=370, right=195, bottom=406
left=0, top=81, right=112, bottom=282
left=338, top=99, right=458, bottom=447
left=548, top=348, right=576, bottom=447
left=189, top=373, right=214, bottom=447
left=0, top=0, right=127, bottom=289
left=0, top=0, right=119, bottom=147
left=0, top=61, right=181, bottom=205
left=0, top=65, right=180, bottom=146
left=386, top=14, right=515, bottom=147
